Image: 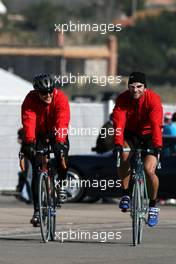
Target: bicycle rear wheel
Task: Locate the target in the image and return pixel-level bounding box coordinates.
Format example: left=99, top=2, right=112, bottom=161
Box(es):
left=38, top=172, right=50, bottom=242
left=132, top=181, right=141, bottom=246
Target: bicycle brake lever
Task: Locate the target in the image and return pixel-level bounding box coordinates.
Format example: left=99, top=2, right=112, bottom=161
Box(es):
left=157, top=153, right=161, bottom=169
left=116, top=151, right=121, bottom=168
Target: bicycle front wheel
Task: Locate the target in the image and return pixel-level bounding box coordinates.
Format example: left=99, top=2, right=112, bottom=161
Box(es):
left=131, top=181, right=141, bottom=246
left=138, top=172, right=149, bottom=244
left=138, top=179, right=144, bottom=244
left=38, top=172, right=50, bottom=242
left=50, top=176, right=56, bottom=241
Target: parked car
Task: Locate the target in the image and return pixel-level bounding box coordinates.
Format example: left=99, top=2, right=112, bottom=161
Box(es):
left=52, top=136, right=176, bottom=202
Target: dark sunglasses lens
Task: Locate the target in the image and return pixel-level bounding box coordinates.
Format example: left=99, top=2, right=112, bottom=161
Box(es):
left=40, top=91, right=53, bottom=95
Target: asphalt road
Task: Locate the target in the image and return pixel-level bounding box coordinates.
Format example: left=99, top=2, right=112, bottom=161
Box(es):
left=0, top=195, right=176, bottom=264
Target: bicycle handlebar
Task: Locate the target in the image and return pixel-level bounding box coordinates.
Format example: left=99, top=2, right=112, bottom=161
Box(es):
left=116, top=148, right=161, bottom=170
left=36, top=148, right=50, bottom=155
left=19, top=139, right=68, bottom=170
left=36, top=146, right=67, bottom=169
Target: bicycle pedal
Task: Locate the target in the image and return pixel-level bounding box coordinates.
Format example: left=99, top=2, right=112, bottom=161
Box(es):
left=33, top=222, right=40, bottom=227
left=31, top=220, right=40, bottom=227
left=50, top=210, right=56, bottom=216
left=122, top=208, right=131, bottom=212
left=30, top=216, right=40, bottom=227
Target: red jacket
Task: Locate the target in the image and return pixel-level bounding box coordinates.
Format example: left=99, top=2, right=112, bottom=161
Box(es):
left=112, top=89, right=163, bottom=147
left=22, top=88, right=70, bottom=143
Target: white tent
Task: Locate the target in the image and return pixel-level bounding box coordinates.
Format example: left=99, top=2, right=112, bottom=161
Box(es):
left=0, top=0, right=7, bottom=14
left=0, top=69, right=31, bottom=190
left=0, top=68, right=32, bottom=101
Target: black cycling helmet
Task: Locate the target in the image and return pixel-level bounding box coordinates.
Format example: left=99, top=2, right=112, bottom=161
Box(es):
left=33, top=74, right=54, bottom=92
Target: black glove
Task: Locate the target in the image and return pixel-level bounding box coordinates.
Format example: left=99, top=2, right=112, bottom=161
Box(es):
left=113, top=144, right=123, bottom=159
left=53, top=142, right=68, bottom=157
left=21, top=142, right=36, bottom=160
left=46, top=132, right=55, bottom=142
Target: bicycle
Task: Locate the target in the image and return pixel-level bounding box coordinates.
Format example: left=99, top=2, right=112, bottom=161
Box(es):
left=36, top=143, right=60, bottom=243
left=19, top=137, right=68, bottom=242
left=116, top=147, right=161, bottom=246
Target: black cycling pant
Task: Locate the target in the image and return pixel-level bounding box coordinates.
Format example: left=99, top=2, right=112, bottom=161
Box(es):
left=124, top=130, right=157, bottom=157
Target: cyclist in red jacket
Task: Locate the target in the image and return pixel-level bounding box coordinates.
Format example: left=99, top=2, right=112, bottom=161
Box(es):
left=112, top=72, right=163, bottom=227
left=21, top=74, right=70, bottom=226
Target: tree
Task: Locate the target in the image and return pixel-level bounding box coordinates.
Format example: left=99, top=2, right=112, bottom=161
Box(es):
left=118, top=0, right=145, bottom=16
left=23, top=1, right=68, bottom=45
left=118, top=11, right=176, bottom=84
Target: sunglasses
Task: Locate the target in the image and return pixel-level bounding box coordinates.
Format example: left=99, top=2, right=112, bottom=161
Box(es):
left=39, top=90, right=53, bottom=96
left=129, top=84, right=144, bottom=89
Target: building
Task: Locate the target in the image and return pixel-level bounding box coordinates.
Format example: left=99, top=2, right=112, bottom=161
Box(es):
left=0, top=36, right=118, bottom=82
left=145, top=0, right=176, bottom=9
left=113, top=0, right=176, bottom=27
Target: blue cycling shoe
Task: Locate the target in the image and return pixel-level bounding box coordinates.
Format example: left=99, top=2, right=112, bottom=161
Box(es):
left=147, top=207, right=160, bottom=227
left=119, top=195, right=130, bottom=211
